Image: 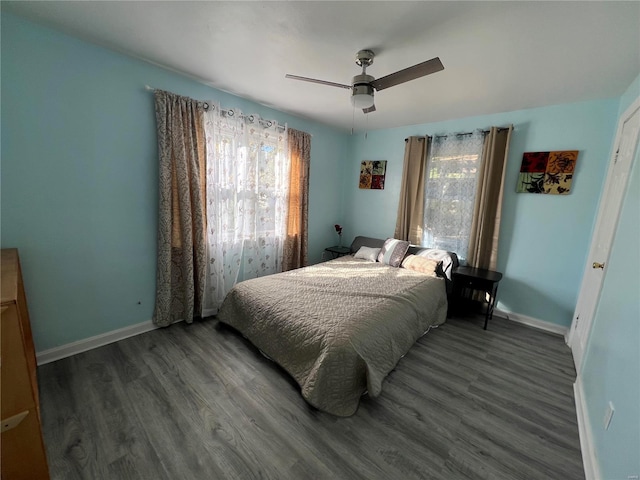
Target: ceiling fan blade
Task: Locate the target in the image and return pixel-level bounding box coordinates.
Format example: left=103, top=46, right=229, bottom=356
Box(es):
left=363, top=105, right=376, bottom=114
left=371, top=57, right=444, bottom=91
left=285, top=74, right=352, bottom=90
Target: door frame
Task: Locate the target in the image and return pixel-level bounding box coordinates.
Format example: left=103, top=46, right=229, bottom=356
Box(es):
left=568, top=95, right=640, bottom=373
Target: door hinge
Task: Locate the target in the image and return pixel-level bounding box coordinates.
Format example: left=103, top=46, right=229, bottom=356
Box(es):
left=614, top=149, right=619, bottom=164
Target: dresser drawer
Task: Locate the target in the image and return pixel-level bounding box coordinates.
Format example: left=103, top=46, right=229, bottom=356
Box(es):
left=1, top=248, right=50, bottom=478
left=456, top=276, right=494, bottom=292
left=1, top=407, right=51, bottom=480
left=1, top=303, right=36, bottom=419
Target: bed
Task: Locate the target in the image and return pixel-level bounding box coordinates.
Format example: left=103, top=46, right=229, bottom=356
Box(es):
left=217, top=236, right=458, bottom=416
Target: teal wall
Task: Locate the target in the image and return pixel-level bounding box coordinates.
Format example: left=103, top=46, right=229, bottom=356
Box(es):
left=0, top=10, right=630, bottom=351
left=582, top=74, right=639, bottom=480
left=1, top=13, right=348, bottom=351
left=343, top=100, right=619, bottom=327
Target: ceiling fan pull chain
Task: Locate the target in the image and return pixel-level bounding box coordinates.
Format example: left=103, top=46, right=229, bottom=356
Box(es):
left=351, top=104, right=355, bottom=135
left=365, top=113, right=369, bottom=140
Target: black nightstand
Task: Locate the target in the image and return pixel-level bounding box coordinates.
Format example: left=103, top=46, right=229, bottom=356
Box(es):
left=325, top=246, right=351, bottom=259
left=452, top=266, right=503, bottom=330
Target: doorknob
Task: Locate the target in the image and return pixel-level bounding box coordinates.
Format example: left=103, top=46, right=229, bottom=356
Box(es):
left=592, top=262, right=605, bottom=269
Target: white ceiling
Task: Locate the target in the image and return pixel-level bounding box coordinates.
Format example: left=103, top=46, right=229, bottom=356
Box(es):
left=3, top=1, right=640, bottom=131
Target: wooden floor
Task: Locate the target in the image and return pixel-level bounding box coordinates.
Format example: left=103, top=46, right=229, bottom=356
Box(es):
left=38, top=314, right=584, bottom=479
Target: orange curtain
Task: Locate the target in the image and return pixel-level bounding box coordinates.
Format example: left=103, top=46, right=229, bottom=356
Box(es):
left=283, top=128, right=311, bottom=271
left=467, top=126, right=513, bottom=269
left=394, top=136, right=429, bottom=244
left=152, top=90, right=207, bottom=326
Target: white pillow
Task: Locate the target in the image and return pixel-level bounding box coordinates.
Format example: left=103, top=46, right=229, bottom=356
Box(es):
left=401, top=255, right=440, bottom=275
left=354, top=246, right=381, bottom=262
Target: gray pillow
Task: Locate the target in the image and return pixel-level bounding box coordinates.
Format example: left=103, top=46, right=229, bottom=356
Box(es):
left=377, top=238, right=411, bottom=267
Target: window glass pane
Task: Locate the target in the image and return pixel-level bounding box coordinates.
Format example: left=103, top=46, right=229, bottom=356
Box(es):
left=423, top=132, right=484, bottom=259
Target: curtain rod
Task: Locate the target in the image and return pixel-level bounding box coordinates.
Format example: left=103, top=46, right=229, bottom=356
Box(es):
left=405, top=126, right=511, bottom=142
left=145, top=85, right=287, bottom=132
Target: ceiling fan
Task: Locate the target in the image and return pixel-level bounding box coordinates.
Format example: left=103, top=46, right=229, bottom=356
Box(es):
left=285, top=49, right=444, bottom=114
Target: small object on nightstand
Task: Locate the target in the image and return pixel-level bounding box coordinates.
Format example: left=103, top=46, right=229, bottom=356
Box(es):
left=452, top=266, right=503, bottom=330
left=325, top=246, right=351, bottom=259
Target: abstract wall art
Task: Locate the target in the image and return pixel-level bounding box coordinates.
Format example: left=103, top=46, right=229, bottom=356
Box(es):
left=359, top=160, right=387, bottom=189
left=516, top=150, right=578, bottom=194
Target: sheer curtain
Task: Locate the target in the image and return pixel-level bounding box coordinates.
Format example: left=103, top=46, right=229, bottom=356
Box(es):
left=422, top=131, right=485, bottom=260
left=203, top=105, right=290, bottom=313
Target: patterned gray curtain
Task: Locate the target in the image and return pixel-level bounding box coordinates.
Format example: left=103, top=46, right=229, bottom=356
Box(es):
left=153, top=90, right=207, bottom=326
left=282, top=128, right=311, bottom=271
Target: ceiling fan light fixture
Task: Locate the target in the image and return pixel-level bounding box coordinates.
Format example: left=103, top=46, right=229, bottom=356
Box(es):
left=351, top=81, right=375, bottom=109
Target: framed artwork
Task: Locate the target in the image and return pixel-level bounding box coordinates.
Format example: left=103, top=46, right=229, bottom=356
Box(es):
left=359, top=160, right=387, bottom=189
left=516, top=150, right=578, bottom=194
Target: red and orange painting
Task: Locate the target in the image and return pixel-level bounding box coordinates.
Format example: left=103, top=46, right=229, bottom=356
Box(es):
left=517, top=150, right=578, bottom=194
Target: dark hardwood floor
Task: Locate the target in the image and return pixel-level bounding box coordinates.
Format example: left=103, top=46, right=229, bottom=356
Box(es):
left=37, top=314, right=584, bottom=479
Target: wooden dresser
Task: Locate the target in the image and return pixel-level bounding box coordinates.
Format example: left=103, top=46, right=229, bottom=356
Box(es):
left=1, top=249, right=50, bottom=479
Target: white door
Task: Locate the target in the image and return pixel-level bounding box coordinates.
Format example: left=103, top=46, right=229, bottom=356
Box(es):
left=568, top=98, right=640, bottom=374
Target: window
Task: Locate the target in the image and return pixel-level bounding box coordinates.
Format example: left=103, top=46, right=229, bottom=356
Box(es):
left=423, top=131, right=485, bottom=260
left=209, top=128, right=289, bottom=241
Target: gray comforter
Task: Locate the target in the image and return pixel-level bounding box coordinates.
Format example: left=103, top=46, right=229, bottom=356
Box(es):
left=217, top=256, right=448, bottom=416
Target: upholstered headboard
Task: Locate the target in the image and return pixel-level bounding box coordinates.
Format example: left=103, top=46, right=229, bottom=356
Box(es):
left=349, top=236, right=386, bottom=253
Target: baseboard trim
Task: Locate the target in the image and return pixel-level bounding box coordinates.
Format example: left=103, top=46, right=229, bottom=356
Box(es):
left=36, top=319, right=159, bottom=365
left=574, top=376, right=600, bottom=480
left=494, top=308, right=569, bottom=337
left=37, top=308, right=566, bottom=364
